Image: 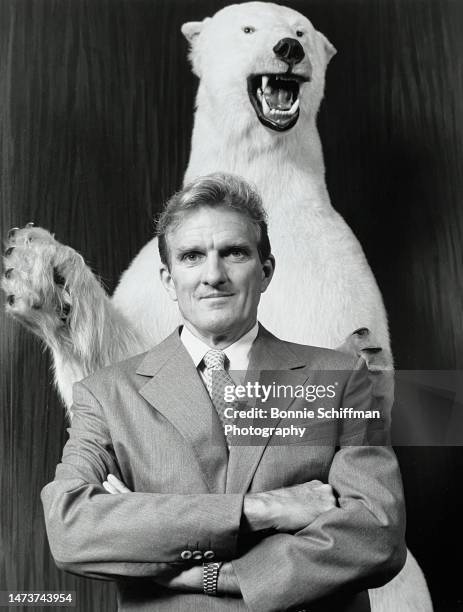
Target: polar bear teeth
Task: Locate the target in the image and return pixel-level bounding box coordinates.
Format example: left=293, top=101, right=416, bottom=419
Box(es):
left=248, top=73, right=302, bottom=130
left=257, top=88, right=299, bottom=117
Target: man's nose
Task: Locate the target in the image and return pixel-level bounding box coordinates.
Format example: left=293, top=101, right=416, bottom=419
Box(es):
left=273, top=37, right=305, bottom=67
left=202, top=254, right=227, bottom=285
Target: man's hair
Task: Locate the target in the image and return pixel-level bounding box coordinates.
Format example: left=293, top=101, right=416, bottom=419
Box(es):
left=156, top=172, right=271, bottom=267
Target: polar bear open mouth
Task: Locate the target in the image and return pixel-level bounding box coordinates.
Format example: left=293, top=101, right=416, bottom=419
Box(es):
left=248, top=74, right=307, bottom=131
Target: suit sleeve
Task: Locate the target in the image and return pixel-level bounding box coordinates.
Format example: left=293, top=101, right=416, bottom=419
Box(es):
left=41, top=381, right=244, bottom=580
left=231, top=361, right=406, bottom=612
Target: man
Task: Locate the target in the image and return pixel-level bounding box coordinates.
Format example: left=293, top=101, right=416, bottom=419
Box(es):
left=41, top=173, right=406, bottom=611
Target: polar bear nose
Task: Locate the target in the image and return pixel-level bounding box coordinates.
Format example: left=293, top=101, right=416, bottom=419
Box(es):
left=273, top=38, right=305, bottom=66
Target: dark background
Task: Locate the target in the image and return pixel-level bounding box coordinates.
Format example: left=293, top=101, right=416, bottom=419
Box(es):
left=1, top=0, right=462, bottom=610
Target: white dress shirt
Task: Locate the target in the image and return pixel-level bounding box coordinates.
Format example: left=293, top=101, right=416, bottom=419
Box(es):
left=180, top=323, right=259, bottom=386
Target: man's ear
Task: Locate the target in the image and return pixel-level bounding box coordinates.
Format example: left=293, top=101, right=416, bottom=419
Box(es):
left=317, top=30, right=337, bottom=65
left=261, top=255, right=275, bottom=293
left=160, top=265, right=178, bottom=302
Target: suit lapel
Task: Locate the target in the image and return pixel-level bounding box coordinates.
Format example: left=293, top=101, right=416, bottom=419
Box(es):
left=226, top=325, right=309, bottom=494
left=137, top=330, right=229, bottom=494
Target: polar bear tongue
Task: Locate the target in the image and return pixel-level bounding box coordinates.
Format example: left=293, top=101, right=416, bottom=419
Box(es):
left=264, top=86, right=293, bottom=110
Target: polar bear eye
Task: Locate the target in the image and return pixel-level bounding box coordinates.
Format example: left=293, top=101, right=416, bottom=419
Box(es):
left=296, top=30, right=304, bottom=37
left=242, top=26, right=255, bottom=34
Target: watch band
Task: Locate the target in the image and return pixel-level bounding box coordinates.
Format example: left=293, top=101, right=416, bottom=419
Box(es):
left=203, top=561, right=223, bottom=596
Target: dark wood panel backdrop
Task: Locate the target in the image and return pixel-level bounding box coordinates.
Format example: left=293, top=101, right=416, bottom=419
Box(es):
left=1, top=0, right=462, bottom=610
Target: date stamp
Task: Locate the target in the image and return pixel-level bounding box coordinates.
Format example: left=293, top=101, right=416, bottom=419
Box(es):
left=0, top=592, right=76, bottom=607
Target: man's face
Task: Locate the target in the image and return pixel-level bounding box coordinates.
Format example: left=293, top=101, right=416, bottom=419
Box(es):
left=160, top=205, right=274, bottom=343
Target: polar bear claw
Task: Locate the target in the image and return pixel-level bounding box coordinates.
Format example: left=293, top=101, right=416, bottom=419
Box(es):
left=2, top=226, right=73, bottom=332
left=338, top=327, right=391, bottom=370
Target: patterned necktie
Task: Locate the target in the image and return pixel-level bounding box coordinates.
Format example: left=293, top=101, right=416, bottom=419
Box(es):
left=203, top=349, right=236, bottom=439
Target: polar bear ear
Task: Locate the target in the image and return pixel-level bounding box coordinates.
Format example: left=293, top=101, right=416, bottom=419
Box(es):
left=317, top=31, right=337, bottom=64
left=181, top=21, right=205, bottom=44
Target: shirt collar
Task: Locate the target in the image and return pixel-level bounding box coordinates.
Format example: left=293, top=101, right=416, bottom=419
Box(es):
left=180, top=323, right=259, bottom=372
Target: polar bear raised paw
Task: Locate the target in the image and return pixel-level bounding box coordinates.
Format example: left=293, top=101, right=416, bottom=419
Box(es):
left=2, top=224, right=144, bottom=401
left=2, top=225, right=112, bottom=358
left=2, top=225, right=79, bottom=342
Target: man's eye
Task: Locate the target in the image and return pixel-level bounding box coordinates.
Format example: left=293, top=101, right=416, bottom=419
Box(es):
left=182, top=252, right=202, bottom=263
left=227, top=248, right=247, bottom=259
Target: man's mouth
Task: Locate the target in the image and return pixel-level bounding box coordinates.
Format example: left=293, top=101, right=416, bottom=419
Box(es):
left=247, top=74, right=309, bottom=132
left=201, top=293, right=234, bottom=299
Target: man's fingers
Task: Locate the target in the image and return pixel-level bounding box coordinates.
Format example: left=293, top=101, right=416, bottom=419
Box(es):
left=102, top=475, right=132, bottom=494
left=103, top=480, right=119, bottom=494
left=107, top=473, right=132, bottom=492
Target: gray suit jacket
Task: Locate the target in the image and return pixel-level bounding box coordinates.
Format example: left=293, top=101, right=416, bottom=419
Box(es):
left=41, top=326, right=406, bottom=611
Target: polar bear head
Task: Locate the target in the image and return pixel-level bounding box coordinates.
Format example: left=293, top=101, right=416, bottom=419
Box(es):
left=182, top=2, right=336, bottom=136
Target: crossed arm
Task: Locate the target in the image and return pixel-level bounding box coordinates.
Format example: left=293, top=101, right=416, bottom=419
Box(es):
left=102, top=473, right=336, bottom=595
left=41, top=366, right=406, bottom=611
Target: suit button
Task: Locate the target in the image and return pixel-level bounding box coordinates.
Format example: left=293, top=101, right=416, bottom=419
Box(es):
left=180, top=550, right=192, bottom=560
left=203, top=550, right=215, bottom=560
left=192, top=550, right=203, bottom=560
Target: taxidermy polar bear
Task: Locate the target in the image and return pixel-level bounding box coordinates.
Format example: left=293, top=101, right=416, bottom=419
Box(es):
left=2, top=3, right=431, bottom=609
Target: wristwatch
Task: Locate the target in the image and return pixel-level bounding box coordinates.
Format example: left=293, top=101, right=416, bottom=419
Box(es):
left=203, top=561, right=223, bottom=596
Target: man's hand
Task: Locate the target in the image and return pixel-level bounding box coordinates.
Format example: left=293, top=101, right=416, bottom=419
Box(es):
left=153, top=562, right=241, bottom=596
left=243, top=480, right=337, bottom=533
left=101, top=477, right=243, bottom=596
left=102, top=474, right=131, bottom=494
left=155, top=565, right=203, bottom=592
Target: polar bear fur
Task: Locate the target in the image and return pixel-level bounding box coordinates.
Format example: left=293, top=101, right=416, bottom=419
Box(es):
left=2, top=3, right=432, bottom=610
left=112, top=2, right=391, bottom=362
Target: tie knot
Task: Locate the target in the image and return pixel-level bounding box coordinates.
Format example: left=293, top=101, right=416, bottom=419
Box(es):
left=204, top=349, right=227, bottom=370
